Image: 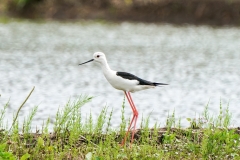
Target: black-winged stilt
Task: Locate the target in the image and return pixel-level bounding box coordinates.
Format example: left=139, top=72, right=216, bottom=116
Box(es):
left=79, top=52, right=168, bottom=146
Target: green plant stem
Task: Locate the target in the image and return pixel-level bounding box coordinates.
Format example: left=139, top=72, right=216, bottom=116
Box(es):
left=9, top=86, right=35, bottom=133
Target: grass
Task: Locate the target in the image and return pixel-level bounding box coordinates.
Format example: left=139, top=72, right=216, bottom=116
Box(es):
left=0, top=87, right=240, bottom=159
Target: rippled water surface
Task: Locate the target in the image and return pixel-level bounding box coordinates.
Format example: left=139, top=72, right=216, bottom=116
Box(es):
left=0, top=21, right=240, bottom=129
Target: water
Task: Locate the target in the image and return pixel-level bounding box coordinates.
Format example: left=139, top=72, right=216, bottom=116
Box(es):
left=0, top=21, right=240, bottom=130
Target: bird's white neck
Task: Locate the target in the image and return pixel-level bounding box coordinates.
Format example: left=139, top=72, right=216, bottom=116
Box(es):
left=100, top=60, right=112, bottom=75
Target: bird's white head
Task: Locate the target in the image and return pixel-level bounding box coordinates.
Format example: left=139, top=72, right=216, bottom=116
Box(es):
left=93, top=52, right=107, bottom=64
left=79, top=52, right=108, bottom=66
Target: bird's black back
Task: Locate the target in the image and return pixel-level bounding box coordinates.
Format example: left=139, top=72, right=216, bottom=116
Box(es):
left=116, top=72, right=168, bottom=86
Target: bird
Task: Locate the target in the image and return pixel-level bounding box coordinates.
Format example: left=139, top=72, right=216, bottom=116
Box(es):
left=79, top=52, right=168, bottom=146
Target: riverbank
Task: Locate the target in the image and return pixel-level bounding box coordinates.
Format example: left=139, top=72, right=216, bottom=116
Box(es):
left=0, top=90, right=240, bottom=159
left=2, top=0, right=240, bottom=26
left=1, top=127, right=240, bottom=159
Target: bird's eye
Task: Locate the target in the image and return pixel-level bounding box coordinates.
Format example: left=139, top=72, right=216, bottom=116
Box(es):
left=97, top=55, right=100, bottom=58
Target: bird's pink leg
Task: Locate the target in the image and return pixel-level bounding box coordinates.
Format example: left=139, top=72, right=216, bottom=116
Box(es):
left=127, top=92, right=138, bottom=145
left=121, top=92, right=135, bottom=145
left=121, top=91, right=138, bottom=146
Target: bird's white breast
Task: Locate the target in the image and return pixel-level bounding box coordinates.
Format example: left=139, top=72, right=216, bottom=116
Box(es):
left=103, top=70, right=136, bottom=91
left=103, top=70, right=154, bottom=92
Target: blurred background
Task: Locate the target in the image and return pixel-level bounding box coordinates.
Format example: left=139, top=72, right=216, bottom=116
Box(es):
left=0, top=0, right=240, bottom=130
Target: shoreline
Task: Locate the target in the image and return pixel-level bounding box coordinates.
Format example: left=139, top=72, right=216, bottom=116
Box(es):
left=2, top=0, right=240, bottom=26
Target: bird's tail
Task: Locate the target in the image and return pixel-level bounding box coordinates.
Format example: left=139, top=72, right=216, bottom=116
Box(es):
left=153, top=82, right=168, bottom=86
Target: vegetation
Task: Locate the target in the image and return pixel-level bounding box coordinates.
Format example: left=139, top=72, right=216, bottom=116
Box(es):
left=1, top=0, right=240, bottom=26
left=0, top=87, right=240, bottom=159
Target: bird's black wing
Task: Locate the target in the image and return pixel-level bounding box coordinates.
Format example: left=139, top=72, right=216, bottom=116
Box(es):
left=116, top=72, right=168, bottom=86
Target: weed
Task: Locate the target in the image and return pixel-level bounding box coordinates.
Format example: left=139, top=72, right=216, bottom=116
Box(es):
left=0, top=89, right=239, bottom=159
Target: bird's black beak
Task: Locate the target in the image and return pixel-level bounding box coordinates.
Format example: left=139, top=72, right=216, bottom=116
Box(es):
left=79, top=59, right=94, bottom=65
